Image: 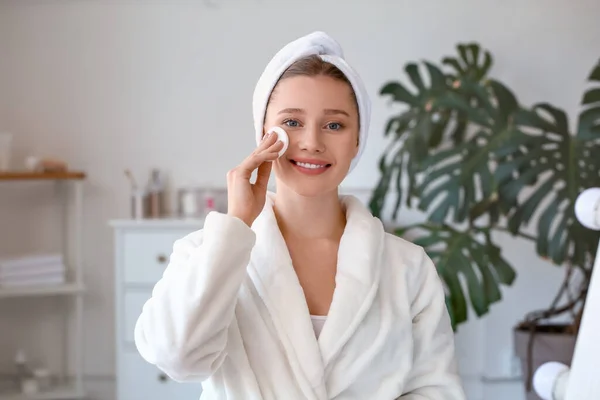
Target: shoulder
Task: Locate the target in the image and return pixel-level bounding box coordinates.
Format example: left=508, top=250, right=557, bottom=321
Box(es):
left=381, top=231, right=440, bottom=291
left=382, top=231, right=428, bottom=270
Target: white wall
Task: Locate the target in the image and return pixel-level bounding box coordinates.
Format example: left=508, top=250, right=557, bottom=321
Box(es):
left=1, top=1, right=599, bottom=399
left=0, top=6, right=6, bottom=124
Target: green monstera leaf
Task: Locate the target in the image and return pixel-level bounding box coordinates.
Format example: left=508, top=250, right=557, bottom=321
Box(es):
left=370, top=43, right=493, bottom=220
left=499, top=61, right=600, bottom=268
left=579, top=59, right=600, bottom=141
left=416, top=79, right=522, bottom=226
left=369, top=61, right=451, bottom=219
left=442, top=42, right=493, bottom=83
left=397, top=223, right=516, bottom=329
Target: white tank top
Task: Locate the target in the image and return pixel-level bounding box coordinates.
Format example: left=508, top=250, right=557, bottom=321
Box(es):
left=310, top=315, right=327, bottom=338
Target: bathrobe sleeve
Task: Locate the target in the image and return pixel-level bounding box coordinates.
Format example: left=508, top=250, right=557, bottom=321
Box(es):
left=134, top=211, right=256, bottom=382
left=400, top=248, right=466, bottom=400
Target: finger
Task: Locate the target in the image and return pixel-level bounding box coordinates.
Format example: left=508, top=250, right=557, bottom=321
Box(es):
left=236, top=134, right=280, bottom=173
left=257, top=131, right=278, bottom=150
left=265, top=139, right=285, bottom=154
left=237, top=147, right=280, bottom=178
left=254, top=159, right=273, bottom=190
left=246, top=138, right=285, bottom=165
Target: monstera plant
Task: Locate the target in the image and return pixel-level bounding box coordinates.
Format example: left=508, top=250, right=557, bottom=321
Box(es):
left=369, top=42, right=600, bottom=345
left=370, top=43, right=600, bottom=398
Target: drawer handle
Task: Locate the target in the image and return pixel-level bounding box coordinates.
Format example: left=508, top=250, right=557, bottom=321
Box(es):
left=157, top=254, right=167, bottom=264
left=158, top=373, right=168, bottom=382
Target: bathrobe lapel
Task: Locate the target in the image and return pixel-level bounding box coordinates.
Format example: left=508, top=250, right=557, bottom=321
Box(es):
left=247, top=193, right=385, bottom=400
left=248, top=194, right=327, bottom=400
left=317, top=195, right=385, bottom=369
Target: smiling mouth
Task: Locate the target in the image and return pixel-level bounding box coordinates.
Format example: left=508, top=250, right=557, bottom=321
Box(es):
left=290, top=160, right=332, bottom=169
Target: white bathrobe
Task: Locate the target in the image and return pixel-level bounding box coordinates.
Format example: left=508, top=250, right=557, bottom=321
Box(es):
left=134, top=194, right=466, bottom=400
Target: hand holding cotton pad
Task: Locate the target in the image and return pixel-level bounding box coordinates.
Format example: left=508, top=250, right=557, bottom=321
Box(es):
left=266, top=126, right=289, bottom=158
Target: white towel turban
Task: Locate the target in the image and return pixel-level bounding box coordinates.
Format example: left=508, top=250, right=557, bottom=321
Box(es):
left=252, top=31, right=371, bottom=173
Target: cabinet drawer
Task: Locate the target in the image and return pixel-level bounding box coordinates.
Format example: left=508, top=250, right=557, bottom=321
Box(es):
left=123, top=230, right=193, bottom=285
left=123, top=289, right=151, bottom=345
left=118, top=350, right=203, bottom=400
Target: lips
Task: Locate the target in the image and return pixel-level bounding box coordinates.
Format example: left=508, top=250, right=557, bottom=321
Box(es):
left=289, top=158, right=331, bottom=175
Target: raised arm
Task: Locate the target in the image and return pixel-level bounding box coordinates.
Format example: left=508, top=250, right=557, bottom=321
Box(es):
left=135, top=131, right=284, bottom=382
left=134, top=212, right=255, bottom=382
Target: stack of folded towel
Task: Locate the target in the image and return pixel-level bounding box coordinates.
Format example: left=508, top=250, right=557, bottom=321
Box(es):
left=0, top=254, right=65, bottom=287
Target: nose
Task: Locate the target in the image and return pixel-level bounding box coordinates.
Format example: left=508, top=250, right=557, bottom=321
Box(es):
left=298, top=124, right=325, bottom=154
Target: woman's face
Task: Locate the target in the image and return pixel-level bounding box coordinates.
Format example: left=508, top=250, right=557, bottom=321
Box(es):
left=263, top=75, right=359, bottom=197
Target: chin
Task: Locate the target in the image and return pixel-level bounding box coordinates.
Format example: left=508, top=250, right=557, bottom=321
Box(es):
left=274, top=164, right=347, bottom=198
left=286, top=181, right=339, bottom=198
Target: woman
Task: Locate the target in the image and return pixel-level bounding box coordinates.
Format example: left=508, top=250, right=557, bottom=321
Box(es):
left=134, top=31, right=466, bottom=400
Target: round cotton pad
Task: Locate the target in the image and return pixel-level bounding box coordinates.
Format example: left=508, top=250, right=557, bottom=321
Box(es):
left=267, top=126, right=289, bottom=158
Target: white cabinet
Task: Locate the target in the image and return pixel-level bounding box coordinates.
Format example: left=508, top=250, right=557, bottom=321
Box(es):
left=110, top=219, right=205, bottom=400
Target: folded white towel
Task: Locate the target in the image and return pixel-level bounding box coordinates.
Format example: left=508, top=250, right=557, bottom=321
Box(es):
left=252, top=31, right=371, bottom=173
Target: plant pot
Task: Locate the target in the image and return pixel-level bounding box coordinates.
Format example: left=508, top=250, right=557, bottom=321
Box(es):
left=513, top=324, right=577, bottom=400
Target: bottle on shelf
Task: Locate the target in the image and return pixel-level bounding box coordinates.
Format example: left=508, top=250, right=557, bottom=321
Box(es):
left=146, top=169, right=166, bottom=218
left=203, top=188, right=216, bottom=217
left=14, top=349, right=37, bottom=394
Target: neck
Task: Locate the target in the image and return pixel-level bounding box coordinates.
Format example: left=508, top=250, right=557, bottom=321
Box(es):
left=273, top=183, right=346, bottom=240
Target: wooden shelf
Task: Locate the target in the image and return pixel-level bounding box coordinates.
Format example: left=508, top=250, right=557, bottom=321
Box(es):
left=0, top=166, right=87, bottom=397
left=0, top=282, right=85, bottom=299
left=0, top=171, right=86, bottom=181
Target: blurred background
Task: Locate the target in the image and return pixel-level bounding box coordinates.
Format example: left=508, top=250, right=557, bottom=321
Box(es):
left=0, top=1, right=599, bottom=399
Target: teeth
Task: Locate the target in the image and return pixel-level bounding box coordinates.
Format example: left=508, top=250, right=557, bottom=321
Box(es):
left=296, top=162, right=326, bottom=169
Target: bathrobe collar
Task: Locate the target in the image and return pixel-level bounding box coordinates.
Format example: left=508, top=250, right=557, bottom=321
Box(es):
left=246, top=192, right=385, bottom=400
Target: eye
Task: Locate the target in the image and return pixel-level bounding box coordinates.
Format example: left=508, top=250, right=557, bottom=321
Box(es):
left=327, top=122, right=343, bottom=130
left=283, top=119, right=300, bottom=128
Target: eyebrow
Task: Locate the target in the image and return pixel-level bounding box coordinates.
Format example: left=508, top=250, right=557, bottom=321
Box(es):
left=277, top=108, right=350, bottom=117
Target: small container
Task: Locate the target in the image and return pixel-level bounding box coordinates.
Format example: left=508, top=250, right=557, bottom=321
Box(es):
left=25, top=156, right=40, bottom=171
left=15, top=349, right=32, bottom=381
left=146, top=169, right=166, bottom=218
left=180, top=189, right=198, bottom=218
left=177, top=187, right=226, bottom=219
left=21, top=378, right=38, bottom=395
left=33, top=369, right=52, bottom=391
left=204, top=190, right=216, bottom=216
left=131, top=189, right=149, bottom=220
left=148, top=190, right=161, bottom=218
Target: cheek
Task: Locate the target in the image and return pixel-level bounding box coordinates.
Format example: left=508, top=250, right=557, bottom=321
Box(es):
left=346, top=129, right=360, bottom=152
left=352, top=130, right=360, bottom=156
left=330, top=134, right=359, bottom=164
left=348, top=140, right=359, bottom=160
